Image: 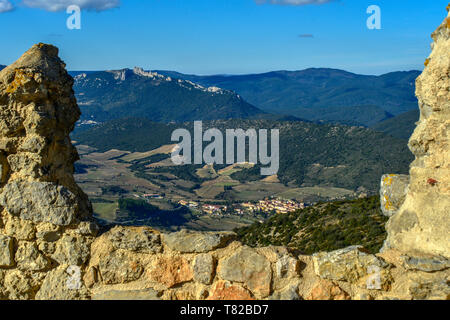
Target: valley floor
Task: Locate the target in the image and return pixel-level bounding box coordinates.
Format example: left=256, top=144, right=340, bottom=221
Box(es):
left=74, top=144, right=361, bottom=232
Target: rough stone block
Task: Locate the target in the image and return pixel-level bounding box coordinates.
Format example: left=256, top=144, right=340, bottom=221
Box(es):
left=0, top=181, right=78, bottom=226
left=193, top=253, right=215, bottom=285
left=0, top=235, right=14, bottom=267
left=92, top=289, right=161, bottom=300
left=380, top=174, right=409, bottom=217
left=217, top=246, right=272, bottom=298
left=108, top=226, right=161, bottom=254
left=163, top=229, right=236, bottom=253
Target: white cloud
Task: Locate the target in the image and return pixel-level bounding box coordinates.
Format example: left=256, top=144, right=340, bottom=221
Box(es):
left=0, top=0, right=14, bottom=13
left=21, top=0, right=120, bottom=12
left=256, top=0, right=336, bottom=6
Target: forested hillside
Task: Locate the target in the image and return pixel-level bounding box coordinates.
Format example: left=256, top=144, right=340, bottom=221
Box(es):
left=236, top=196, right=388, bottom=254
left=73, top=118, right=413, bottom=192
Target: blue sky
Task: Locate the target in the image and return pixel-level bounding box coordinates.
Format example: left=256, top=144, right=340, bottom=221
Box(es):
left=0, top=0, right=448, bottom=75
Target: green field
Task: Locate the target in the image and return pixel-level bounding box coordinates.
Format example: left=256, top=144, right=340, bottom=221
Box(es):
left=92, top=201, right=118, bottom=222
left=77, top=144, right=370, bottom=232
left=185, top=214, right=260, bottom=232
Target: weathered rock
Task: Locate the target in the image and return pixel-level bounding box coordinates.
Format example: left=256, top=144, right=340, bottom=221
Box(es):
left=307, top=279, right=350, bottom=300
left=353, top=292, right=373, bottom=300
left=256, top=246, right=301, bottom=292
left=35, top=223, right=61, bottom=242
left=3, top=269, right=43, bottom=299
left=37, top=240, right=56, bottom=255
left=0, top=43, right=93, bottom=223
left=0, top=234, right=14, bottom=267
left=207, top=280, right=254, bottom=300
left=51, top=235, right=91, bottom=266
left=193, top=253, right=215, bottom=285
left=0, top=43, right=96, bottom=300
left=35, top=265, right=90, bottom=300
left=275, top=254, right=299, bottom=279
left=0, top=270, right=6, bottom=298
left=313, top=246, right=389, bottom=286
left=380, top=174, right=409, bottom=217
left=217, top=246, right=272, bottom=298
left=83, top=266, right=98, bottom=288
left=163, top=229, right=236, bottom=253
left=401, top=255, right=450, bottom=272
left=149, top=256, right=193, bottom=288
left=0, top=181, right=78, bottom=226
left=256, top=246, right=292, bottom=263
left=0, top=152, right=9, bottom=183
left=108, top=226, right=161, bottom=254
left=15, top=241, right=50, bottom=271
left=163, top=287, right=198, bottom=300
left=269, top=283, right=300, bottom=300
left=76, top=221, right=99, bottom=237
left=3, top=214, right=35, bottom=240
left=98, top=250, right=144, bottom=285
left=407, top=273, right=450, bottom=300
left=92, top=289, right=161, bottom=300
left=384, top=9, right=450, bottom=259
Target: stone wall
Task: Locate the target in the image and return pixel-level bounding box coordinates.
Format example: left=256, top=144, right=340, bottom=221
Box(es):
left=84, top=227, right=449, bottom=300
left=0, top=4, right=449, bottom=300
left=0, top=44, right=98, bottom=299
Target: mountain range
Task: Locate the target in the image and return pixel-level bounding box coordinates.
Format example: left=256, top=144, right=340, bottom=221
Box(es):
left=371, top=109, right=419, bottom=140
left=156, top=68, right=421, bottom=117
left=70, top=68, right=270, bottom=123
left=68, top=67, right=420, bottom=131
left=3, top=62, right=420, bottom=140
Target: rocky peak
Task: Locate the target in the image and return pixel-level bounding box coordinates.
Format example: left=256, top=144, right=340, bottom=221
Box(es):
left=113, top=66, right=228, bottom=95
left=0, top=43, right=91, bottom=220
left=0, top=43, right=96, bottom=299
left=133, top=67, right=164, bottom=79
left=383, top=8, right=450, bottom=259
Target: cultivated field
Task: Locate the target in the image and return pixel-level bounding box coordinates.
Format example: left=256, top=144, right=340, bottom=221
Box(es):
left=75, top=144, right=357, bottom=231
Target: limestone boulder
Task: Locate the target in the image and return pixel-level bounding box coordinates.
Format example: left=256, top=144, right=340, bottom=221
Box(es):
left=108, top=226, right=162, bottom=254
left=148, top=256, right=193, bottom=288
left=307, top=279, right=350, bottom=300
left=97, top=250, right=144, bottom=285
left=384, top=9, right=450, bottom=258
left=35, top=265, right=90, bottom=300
left=0, top=181, right=78, bottom=226
left=35, top=223, right=61, bottom=242
left=400, top=255, right=450, bottom=272
left=92, top=289, right=161, bottom=300
left=380, top=174, right=409, bottom=217
left=51, top=234, right=91, bottom=266
left=0, top=234, right=14, bottom=267
left=15, top=241, right=50, bottom=271
left=207, top=280, right=254, bottom=300
left=3, top=214, right=35, bottom=240
left=163, top=229, right=235, bottom=253
left=313, top=246, right=391, bottom=290
left=269, top=283, right=300, bottom=300
left=193, top=253, right=215, bottom=285
left=3, top=269, right=44, bottom=299
left=217, top=246, right=272, bottom=298
left=407, top=273, right=450, bottom=300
